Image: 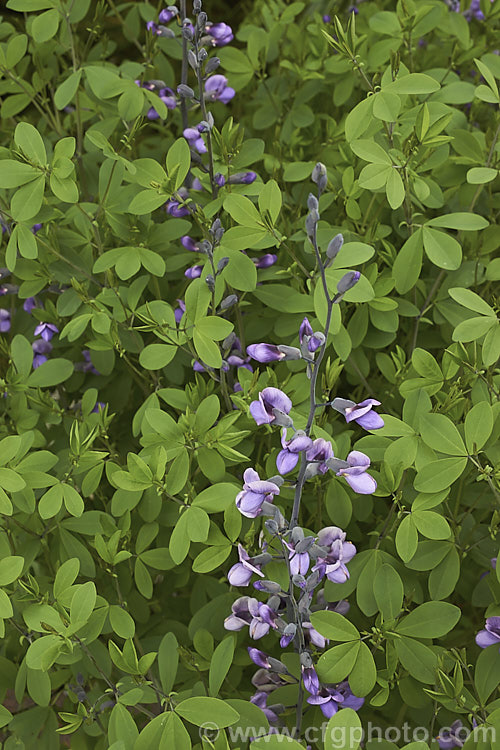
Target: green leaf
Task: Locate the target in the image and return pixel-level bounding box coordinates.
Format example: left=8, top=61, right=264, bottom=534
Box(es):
left=258, top=180, right=281, bottom=224
left=0, top=556, right=24, bottom=586
left=394, top=636, right=437, bottom=683
left=128, top=190, right=167, bottom=215
left=396, top=601, right=460, bottom=638
left=426, top=213, right=489, bottom=231
left=175, top=697, right=239, bottom=728
left=118, top=85, right=145, bottom=121
left=32, top=8, right=59, bottom=42
left=54, top=70, right=83, bottom=109
left=223, top=194, right=263, bottom=227
left=10, top=176, right=45, bottom=222
left=0, top=468, right=26, bottom=492
left=209, top=637, right=234, bottom=696
left=192, top=545, right=232, bottom=573
left=317, top=641, right=360, bottom=683
left=309, top=611, right=360, bottom=642
left=452, top=316, right=497, bottom=342
left=350, top=139, right=392, bottom=165
left=195, top=316, right=233, bottom=341
left=193, top=330, right=222, bottom=369
left=62, top=484, right=84, bottom=517
left=393, top=229, right=423, bottom=294
left=38, top=484, right=64, bottom=519
left=6, top=34, right=28, bottom=68
left=374, top=564, right=403, bottom=620
left=414, top=457, right=467, bottom=493
left=448, top=287, right=496, bottom=317
left=70, top=581, right=96, bottom=625
left=396, top=515, right=418, bottom=562
left=348, top=641, right=377, bottom=697
left=386, top=168, right=405, bottom=209
left=324, top=708, right=363, bottom=750
left=158, top=632, right=178, bottom=694
left=387, top=73, right=440, bottom=94
left=422, top=227, right=462, bottom=271
left=475, top=641, right=500, bottom=703
left=15, top=123, right=47, bottom=165
left=85, top=66, right=125, bottom=99
left=166, top=138, right=191, bottom=191
left=373, top=90, right=401, bottom=121
left=0, top=160, right=40, bottom=189
left=412, top=510, right=451, bottom=540
left=139, top=344, right=176, bottom=370
left=467, top=167, right=498, bottom=184
left=27, top=358, right=74, bottom=387
left=465, top=401, right=493, bottom=453
left=0, top=704, right=13, bottom=729
left=53, top=558, right=80, bottom=600
left=419, top=413, right=467, bottom=455
left=108, top=703, right=139, bottom=749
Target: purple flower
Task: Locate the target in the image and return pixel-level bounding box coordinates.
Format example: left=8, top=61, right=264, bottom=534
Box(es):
left=476, top=617, right=500, bottom=649
left=31, top=223, right=42, bottom=234
left=32, top=338, right=52, bottom=368
left=235, top=468, right=281, bottom=518
left=248, top=648, right=272, bottom=669
left=249, top=387, right=292, bottom=426
left=74, top=350, right=100, bottom=376
left=0, top=309, right=11, bottom=332
left=313, top=527, right=356, bottom=584
left=159, top=8, right=175, bottom=23
left=331, top=397, right=384, bottom=430
left=330, top=450, right=377, bottom=494
left=250, top=691, right=281, bottom=724
left=181, top=236, right=200, bottom=252
left=224, top=596, right=278, bottom=639
left=276, top=429, right=313, bottom=474
left=253, top=254, right=277, bottom=269
left=299, top=317, right=324, bottom=353
left=159, top=87, right=177, bottom=110
left=215, top=173, right=226, bottom=187
left=166, top=200, right=190, bottom=217
left=147, top=21, right=159, bottom=34
left=247, top=343, right=286, bottom=364
left=307, top=681, right=364, bottom=718
left=206, top=22, right=234, bottom=46
left=34, top=322, right=59, bottom=342
left=306, top=438, right=334, bottom=474
left=91, top=401, right=106, bottom=414
left=302, top=665, right=320, bottom=695
left=303, top=621, right=328, bottom=649
left=174, top=299, right=186, bottom=324
left=437, top=720, right=467, bottom=749
left=285, top=534, right=314, bottom=576
left=228, top=171, right=257, bottom=184
left=465, top=0, right=485, bottom=20
left=183, top=125, right=207, bottom=154
left=323, top=14, right=332, bottom=23
left=228, top=544, right=267, bottom=586
left=23, top=297, right=40, bottom=313
left=205, top=75, right=235, bottom=104
left=185, top=264, right=203, bottom=279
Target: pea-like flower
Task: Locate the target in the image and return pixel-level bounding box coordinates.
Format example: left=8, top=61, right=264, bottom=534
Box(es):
left=476, top=617, right=500, bottom=649
left=313, top=526, right=357, bottom=584
left=206, top=22, right=234, bottom=46
left=307, top=681, right=364, bottom=718
left=184, top=265, right=203, bottom=279
left=227, top=544, right=268, bottom=587
left=249, top=387, right=292, bottom=426
left=34, top=322, right=59, bottom=342
left=224, top=596, right=278, bottom=639
left=331, top=397, right=384, bottom=430
left=302, top=665, right=320, bottom=695
left=437, top=720, right=467, bottom=749
left=299, top=317, right=324, bottom=353
left=235, top=468, right=281, bottom=518
left=183, top=124, right=207, bottom=154
left=253, top=254, right=277, bottom=269
left=247, top=344, right=286, bottom=364
left=204, top=75, right=235, bottom=104
left=32, top=339, right=52, bottom=368
left=306, top=438, right=334, bottom=474
left=327, top=451, right=377, bottom=494
left=277, top=429, right=313, bottom=474
left=0, top=309, right=11, bottom=333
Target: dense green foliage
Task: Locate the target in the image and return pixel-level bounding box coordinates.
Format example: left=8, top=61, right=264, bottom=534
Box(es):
left=0, top=0, right=499, bottom=748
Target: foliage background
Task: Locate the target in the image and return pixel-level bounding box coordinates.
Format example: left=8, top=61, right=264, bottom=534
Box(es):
left=0, top=0, right=499, bottom=748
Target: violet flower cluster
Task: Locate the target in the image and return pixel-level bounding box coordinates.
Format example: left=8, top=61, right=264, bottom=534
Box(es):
left=222, top=164, right=383, bottom=734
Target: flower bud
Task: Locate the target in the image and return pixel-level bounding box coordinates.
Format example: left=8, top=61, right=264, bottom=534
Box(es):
left=300, top=651, right=314, bottom=668
left=264, top=519, right=279, bottom=535
left=217, top=257, right=230, bottom=273
left=276, top=345, right=302, bottom=360
left=205, top=274, right=215, bottom=292
left=197, top=11, right=208, bottom=28
left=253, top=580, right=282, bottom=594
left=326, top=233, right=344, bottom=261
left=193, top=0, right=202, bottom=12
left=307, top=193, right=319, bottom=211
left=268, top=657, right=289, bottom=674
left=292, top=574, right=306, bottom=587
left=219, top=294, right=238, bottom=310
left=205, top=56, right=221, bottom=74
left=198, top=47, right=208, bottom=62
left=337, top=270, right=360, bottom=294
left=182, top=24, right=193, bottom=40
left=267, top=595, right=281, bottom=611
left=290, top=526, right=305, bottom=544
left=305, top=209, right=319, bottom=238
left=188, top=50, right=198, bottom=70
left=271, top=409, right=294, bottom=428
left=311, top=162, right=327, bottom=193
left=177, top=84, right=195, bottom=99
